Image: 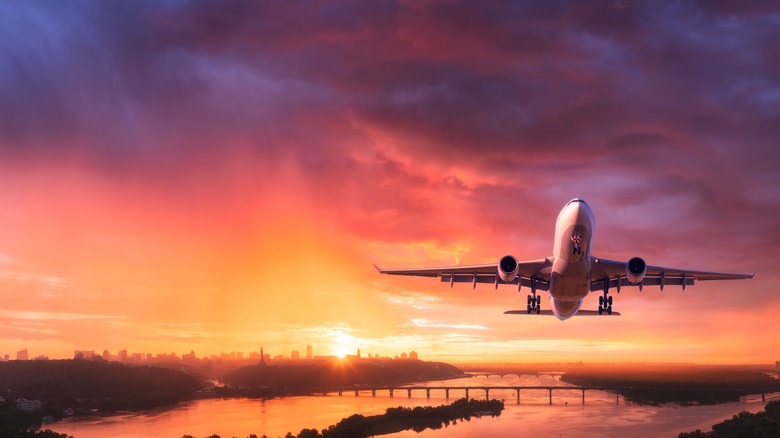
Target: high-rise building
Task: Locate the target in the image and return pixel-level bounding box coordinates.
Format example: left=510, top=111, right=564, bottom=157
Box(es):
left=291, top=350, right=300, bottom=360
left=306, top=345, right=313, bottom=359
left=16, top=348, right=28, bottom=361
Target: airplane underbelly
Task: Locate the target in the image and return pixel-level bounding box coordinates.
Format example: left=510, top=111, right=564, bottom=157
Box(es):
left=550, top=259, right=589, bottom=301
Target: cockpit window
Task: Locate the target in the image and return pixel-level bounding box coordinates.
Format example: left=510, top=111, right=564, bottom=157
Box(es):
left=565, top=198, right=584, bottom=206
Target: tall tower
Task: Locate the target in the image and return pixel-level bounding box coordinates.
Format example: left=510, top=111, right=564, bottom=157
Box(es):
left=259, top=347, right=266, bottom=366
left=306, top=345, right=313, bottom=360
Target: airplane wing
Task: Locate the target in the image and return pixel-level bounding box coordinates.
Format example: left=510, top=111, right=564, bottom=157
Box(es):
left=504, top=309, right=621, bottom=316
left=590, top=257, right=754, bottom=291
left=375, top=258, right=553, bottom=290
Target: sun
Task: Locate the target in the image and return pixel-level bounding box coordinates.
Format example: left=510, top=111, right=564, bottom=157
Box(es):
left=330, top=330, right=356, bottom=359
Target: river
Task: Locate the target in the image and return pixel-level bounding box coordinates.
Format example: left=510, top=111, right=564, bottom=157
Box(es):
left=49, top=374, right=777, bottom=437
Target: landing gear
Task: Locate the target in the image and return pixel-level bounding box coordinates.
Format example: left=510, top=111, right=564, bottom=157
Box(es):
left=598, top=283, right=613, bottom=315
left=526, top=291, right=541, bottom=314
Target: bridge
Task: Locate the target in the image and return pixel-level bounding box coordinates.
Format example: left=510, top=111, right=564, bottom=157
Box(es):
left=464, top=371, right=565, bottom=379
left=317, top=385, right=624, bottom=405
left=314, top=385, right=772, bottom=405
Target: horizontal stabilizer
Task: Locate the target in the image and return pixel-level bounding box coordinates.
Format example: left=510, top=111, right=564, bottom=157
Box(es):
left=504, top=309, right=621, bottom=316
left=504, top=310, right=556, bottom=316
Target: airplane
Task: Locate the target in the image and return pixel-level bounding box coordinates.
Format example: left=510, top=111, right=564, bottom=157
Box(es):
left=375, top=198, right=754, bottom=320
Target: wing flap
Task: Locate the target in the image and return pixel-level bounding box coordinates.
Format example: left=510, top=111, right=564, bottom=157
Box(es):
left=590, top=275, right=696, bottom=291
left=441, top=274, right=550, bottom=291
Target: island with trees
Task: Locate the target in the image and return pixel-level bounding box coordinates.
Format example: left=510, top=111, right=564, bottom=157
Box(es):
left=181, top=397, right=505, bottom=438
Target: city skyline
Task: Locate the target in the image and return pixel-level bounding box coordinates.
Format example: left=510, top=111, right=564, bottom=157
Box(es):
left=1, top=2, right=779, bottom=364
left=4, top=345, right=420, bottom=363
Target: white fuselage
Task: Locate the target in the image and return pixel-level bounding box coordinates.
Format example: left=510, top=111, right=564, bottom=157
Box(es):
left=548, top=199, right=595, bottom=320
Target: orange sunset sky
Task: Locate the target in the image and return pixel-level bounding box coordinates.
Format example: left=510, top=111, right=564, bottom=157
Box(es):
left=1, top=1, right=779, bottom=364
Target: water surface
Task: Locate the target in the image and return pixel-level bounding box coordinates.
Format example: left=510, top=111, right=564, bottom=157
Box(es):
left=51, top=374, right=776, bottom=437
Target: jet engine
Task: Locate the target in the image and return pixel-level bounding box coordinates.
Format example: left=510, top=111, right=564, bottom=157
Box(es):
left=626, top=257, right=647, bottom=284
left=498, top=255, right=519, bottom=283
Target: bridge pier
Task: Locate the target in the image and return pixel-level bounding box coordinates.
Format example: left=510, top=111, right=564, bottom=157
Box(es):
left=582, top=389, right=585, bottom=405
left=465, top=388, right=470, bottom=399
left=338, top=389, right=342, bottom=396
left=516, top=389, right=520, bottom=404
left=389, top=389, right=394, bottom=397
left=445, top=389, right=450, bottom=399
left=355, top=389, right=359, bottom=396
left=371, top=389, right=376, bottom=397
left=426, top=388, right=430, bottom=398
left=407, top=389, right=412, bottom=398
left=762, top=392, right=766, bottom=402
left=549, top=389, right=552, bottom=405
left=485, top=389, right=490, bottom=400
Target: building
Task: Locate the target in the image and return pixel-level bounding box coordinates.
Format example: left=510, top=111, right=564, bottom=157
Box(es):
left=16, top=348, right=28, bottom=361
left=74, top=350, right=96, bottom=360
left=16, top=398, right=42, bottom=412
left=409, top=351, right=418, bottom=360
left=291, top=350, right=300, bottom=360
left=306, top=345, right=313, bottom=359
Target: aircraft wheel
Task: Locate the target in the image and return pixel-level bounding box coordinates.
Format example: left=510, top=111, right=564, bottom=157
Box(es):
left=599, top=296, right=604, bottom=306
left=527, top=295, right=532, bottom=305
left=536, top=296, right=541, bottom=306
left=536, top=306, right=540, bottom=314
left=607, top=306, right=612, bottom=315
left=598, top=307, right=603, bottom=315
left=527, top=305, right=532, bottom=314
left=608, top=296, right=613, bottom=305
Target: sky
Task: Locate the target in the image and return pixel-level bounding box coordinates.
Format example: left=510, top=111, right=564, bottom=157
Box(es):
left=1, top=0, right=779, bottom=364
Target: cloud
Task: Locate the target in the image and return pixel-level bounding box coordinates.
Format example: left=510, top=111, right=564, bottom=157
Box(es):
left=0, top=308, right=124, bottom=321
left=0, top=1, right=778, bottom=361
left=407, top=318, right=488, bottom=331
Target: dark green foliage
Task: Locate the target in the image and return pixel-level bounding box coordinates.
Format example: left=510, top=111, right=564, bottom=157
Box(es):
left=0, top=360, right=202, bottom=401
left=0, top=430, right=73, bottom=438
left=562, top=367, right=780, bottom=405
left=0, top=360, right=204, bottom=429
left=317, top=398, right=503, bottom=437
left=679, top=400, right=780, bottom=437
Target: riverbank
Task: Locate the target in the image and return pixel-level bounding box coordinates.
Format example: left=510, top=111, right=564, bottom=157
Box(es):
left=559, top=364, right=780, bottom=404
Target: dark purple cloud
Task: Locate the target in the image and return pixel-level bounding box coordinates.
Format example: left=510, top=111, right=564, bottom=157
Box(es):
left=1, top=0, right=779, bottom=259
